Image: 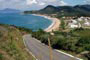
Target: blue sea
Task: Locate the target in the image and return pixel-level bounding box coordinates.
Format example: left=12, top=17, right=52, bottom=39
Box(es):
left=0, top=13, right=52, bottom=31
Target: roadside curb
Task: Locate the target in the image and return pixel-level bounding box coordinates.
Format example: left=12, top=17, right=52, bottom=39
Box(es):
left=55, top=50, right=83, bottom=60
left=23, top=36, right=38, bottom=60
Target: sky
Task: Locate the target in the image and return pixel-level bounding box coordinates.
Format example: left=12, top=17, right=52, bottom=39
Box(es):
left=0, top=0, right=90, bottom=10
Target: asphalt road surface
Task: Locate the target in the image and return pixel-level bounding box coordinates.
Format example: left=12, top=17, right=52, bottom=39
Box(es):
left=23, top=34, right=79, bottom=60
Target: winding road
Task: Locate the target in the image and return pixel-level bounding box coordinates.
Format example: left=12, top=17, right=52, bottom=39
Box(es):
left=23, top=34, right=81, bottom=60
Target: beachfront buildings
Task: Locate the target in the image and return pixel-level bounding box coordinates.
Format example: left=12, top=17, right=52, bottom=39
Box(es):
left=66, top=17, right=90, bottom=28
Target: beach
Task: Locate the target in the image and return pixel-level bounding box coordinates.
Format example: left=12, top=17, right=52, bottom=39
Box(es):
left=32, top=14, right=60, bottom=32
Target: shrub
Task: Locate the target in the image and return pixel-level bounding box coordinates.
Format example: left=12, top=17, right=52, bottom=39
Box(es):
left=0, top=53, right=3, bottom=60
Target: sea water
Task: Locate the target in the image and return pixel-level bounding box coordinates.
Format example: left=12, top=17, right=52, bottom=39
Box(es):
left=0, top=13, right=52, bottom=31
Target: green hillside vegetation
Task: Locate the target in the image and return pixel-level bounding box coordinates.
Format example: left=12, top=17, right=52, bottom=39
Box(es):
left=24, top=5, right=90, bottom=17
left=0, top=24, right=90, bottom=60
left=0, top=24, right=34, bottom=60
left=31, top=28, right=90, bottom=60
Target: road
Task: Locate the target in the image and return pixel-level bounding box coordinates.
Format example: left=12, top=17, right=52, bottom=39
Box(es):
left=23, top=34, right=80, bottom=60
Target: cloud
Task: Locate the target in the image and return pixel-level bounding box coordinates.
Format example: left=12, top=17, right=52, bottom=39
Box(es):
left=0, top=0, right=68, bottom=10
left=39, top=2, right=46, bottom=6
left=59, top=1, right=68, bottom=6
left=26, top=0, right=46, bottom=6
left=83, top=0, right=90, bottom=4
left=27, top=0, right=38, bottom=5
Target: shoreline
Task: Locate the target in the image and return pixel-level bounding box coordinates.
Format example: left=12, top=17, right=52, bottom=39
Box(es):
left=32, top=14, right=60, bottom=32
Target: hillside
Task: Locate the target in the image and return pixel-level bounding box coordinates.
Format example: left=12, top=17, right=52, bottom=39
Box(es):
left=24, top=4, right=90, bottom=17
left=31, top=28, right=90, bottom=60
left=0, top=24, right=34, bottom=60
left=0, top=8, right=20, bottom=13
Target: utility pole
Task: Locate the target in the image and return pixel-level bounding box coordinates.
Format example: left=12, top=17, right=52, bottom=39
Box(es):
left=48, top=36, right=53, bottom=60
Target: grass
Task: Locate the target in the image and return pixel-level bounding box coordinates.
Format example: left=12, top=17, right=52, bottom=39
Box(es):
left=73, top=29, right=90, bottom=38
left=0, top=24, right=35, bottom=60
left=0, top=53, right=3, bottom=60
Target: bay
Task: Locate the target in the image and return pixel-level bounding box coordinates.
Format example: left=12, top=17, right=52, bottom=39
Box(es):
left=0, top=13, right=52, bottom=31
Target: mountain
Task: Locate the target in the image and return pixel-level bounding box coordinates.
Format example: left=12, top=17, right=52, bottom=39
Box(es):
left=39, top=4, right=90, bottom=16
left=74, top=5, right=90, bottom=11
left=0, top=8, right=20, bottom=13
left=24, top=4, right=90, bottom=17
left=40, top=5, right=76, bottom=13
left=39, top=5, right=60, bottom=14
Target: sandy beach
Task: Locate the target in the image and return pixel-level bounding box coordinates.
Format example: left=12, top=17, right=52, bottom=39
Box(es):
left=32, top=14, right=60, bottom=32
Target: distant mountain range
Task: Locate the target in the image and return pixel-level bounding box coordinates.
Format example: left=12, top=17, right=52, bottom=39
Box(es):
left=0, top=8, right=20, bottom=13
left=24, top=4, right=90, bottom=17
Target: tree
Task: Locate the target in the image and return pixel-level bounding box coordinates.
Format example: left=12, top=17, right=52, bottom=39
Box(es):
left=60, top=20, right=65, bottom=29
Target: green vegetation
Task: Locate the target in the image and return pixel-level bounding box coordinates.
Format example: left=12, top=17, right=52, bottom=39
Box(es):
left=0, top=24, right=35, bottom=60
left=0, top=53, right=3, bottom=60
left=24, top=5, right=90, bottom=17
left=60, top=20, right=65, bottom=29
left=0, top=24, right=90, bottom=60
left=31, top=28, right=90, bottom=60
left=32, top=29, right=49, bottom=45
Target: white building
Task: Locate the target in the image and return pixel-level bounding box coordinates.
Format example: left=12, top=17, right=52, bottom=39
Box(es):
left=72, top=20, right=77, bottom=24
left=78, top=18, right=82, bottom=21
left=70, top=24, right=78, bottom=28
left=84, top=22, right=90, bottom=26
left=69, top=23, right=78, bottom=28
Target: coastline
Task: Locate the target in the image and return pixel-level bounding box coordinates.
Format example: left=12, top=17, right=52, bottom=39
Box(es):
left=32, top=14, right=60, bottom=32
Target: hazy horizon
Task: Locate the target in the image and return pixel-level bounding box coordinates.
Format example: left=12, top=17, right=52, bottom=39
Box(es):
left=0, top=4, right=90, bottom=11
left=0, top=0, right=90, bottom=10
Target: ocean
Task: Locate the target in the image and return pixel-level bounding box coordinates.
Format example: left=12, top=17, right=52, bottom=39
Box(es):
left=0, top=13, right=52, bottom=31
